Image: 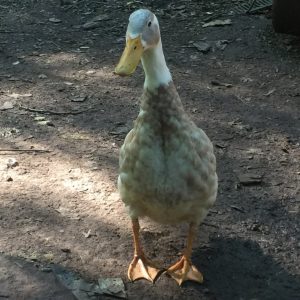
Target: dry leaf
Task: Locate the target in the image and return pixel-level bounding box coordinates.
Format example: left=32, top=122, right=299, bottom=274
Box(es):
left=193, top=41, right=211, bottom=53
left=0, top=101, right=14, bottom=110
left=203, top=19, right=232, bottom=28
left=8, top=93, right=32, bottom=99
left=49, top=17, right=62, bottom=23
left=264, top=88, right=276, bottom=97
left=83, top=229, right=91, bottom=238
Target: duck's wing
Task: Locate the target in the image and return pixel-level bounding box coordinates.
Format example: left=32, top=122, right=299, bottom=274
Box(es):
left=119, top=128, right=136, bottom=168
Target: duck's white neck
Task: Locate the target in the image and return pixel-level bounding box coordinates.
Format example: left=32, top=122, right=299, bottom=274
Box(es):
left=141, top=40, right=172, bottom=91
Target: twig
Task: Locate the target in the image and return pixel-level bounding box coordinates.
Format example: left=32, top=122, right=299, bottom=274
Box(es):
left=18, top=105, right=97, bottom=115
left=202, top=222, right=219, bottom=228
left=0, top=149, right=51, bottom=153
left=0, top=30, right=17, bottom=33
left=103, top=291, right=126, bottom=299
left=247, top=0, right=257, bottom=13
left=230, top=205, right=245, bottom=213
left=49, top=41, right=61, bottom=49
left=13, top=261, right=23, bottom=268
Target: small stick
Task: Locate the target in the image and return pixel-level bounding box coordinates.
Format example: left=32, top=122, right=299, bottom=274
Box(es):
left=247, top=0, right=257, bottom=13
left=0, top=149, right=51, bottom=153
left=0, top=30, right=17, bottom=33
left=18, top=105, right=97, bottom=115
left=202, top=222, right=219, bottom=228
left=230, top=205, right=245, bottom=213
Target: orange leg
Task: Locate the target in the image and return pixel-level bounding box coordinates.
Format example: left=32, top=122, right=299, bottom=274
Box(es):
left=128, top=218, right=162, bottom=283
left=167, top=222, right=203, bottom=286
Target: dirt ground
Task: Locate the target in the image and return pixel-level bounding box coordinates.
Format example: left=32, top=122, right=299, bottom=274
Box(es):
left=0, top=0, right=299, bottom=299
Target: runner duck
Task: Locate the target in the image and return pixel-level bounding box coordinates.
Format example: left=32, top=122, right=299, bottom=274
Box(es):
left=115, top=9, right=218, bottom=285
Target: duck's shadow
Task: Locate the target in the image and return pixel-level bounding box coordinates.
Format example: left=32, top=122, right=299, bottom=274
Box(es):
left=190, top=237, right=300, bottom=300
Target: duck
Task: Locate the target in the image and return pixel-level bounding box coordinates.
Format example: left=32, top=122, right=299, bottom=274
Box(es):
left=114, top=9, right=218, bottom=286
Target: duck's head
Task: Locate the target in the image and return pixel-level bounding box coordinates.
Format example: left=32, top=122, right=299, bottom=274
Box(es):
left=115, top=9, right=161, bottom=76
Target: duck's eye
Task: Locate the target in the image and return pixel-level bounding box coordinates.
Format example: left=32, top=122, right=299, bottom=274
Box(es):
left=134, top=46, right=137, bottom=50
left=148, top=21, right=151, bottom=27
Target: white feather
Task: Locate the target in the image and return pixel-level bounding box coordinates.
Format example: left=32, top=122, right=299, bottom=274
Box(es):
left=141, top=40, right=172, bottom=91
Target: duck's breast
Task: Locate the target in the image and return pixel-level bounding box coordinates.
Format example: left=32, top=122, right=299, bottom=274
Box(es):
left=118, top=118, right=217, bottom=224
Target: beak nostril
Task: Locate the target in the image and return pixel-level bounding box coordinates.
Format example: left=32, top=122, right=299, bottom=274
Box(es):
left=134, top=46, right=137, bottom=50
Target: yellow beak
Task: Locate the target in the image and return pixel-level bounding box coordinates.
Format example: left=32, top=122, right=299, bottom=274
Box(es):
left=114, top=36, right=144, bottom=76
